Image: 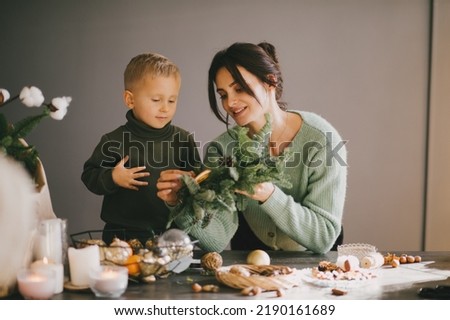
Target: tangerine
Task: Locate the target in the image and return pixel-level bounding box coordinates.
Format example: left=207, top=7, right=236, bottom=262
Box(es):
left=125, top=254, right=141, bottom=276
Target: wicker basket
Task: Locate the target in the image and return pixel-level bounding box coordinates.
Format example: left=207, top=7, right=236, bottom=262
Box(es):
left=215, top=264, right=301, bottom=291
left=70, top=229, right=195, bottom=280
left=337, top=243, right=378, bottom=261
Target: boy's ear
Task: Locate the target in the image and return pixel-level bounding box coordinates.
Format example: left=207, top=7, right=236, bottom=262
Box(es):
left=124, top=90, right=134, bottom=109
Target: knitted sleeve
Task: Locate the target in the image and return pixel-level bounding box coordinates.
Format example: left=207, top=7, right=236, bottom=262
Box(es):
left=173, top=139, right=238, bottom=252
left=183, top=131, right=203, bottom=172
left=261, top=138, right=347, bottom=253
left=173, top=206, right=238, bottom=252
left=81, top=134, right=120, bottom=195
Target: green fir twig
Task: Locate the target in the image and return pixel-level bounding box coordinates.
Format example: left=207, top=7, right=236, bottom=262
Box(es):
left=169, top=113, right=293, bottom=229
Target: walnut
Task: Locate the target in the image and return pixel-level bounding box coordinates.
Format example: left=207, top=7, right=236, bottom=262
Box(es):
left=318, top=261, right=338, bottom=272
left=127, top=238, right=144, bottom=254
left=201, top=252, right=223, bottom=272
left=103, top=237, right=132, bottom=264
left=76, top=239, right=106, bottom=249
left=145, top=238, right=156, bottom=250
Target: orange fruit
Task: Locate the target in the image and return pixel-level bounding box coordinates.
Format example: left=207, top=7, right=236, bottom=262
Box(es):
left=125, top=254, right=141, bottom=276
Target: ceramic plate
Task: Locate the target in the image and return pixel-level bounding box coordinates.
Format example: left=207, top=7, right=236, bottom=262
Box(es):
left=63, top=281, right=90, bottom=292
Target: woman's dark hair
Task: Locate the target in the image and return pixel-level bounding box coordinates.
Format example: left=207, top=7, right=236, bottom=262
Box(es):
left=208, top=41, right=286, bottom=124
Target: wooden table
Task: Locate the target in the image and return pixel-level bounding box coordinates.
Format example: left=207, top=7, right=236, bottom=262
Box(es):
left=51, top=250, right=450, bottom=300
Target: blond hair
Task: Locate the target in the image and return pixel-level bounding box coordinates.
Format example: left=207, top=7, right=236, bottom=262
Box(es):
left=124, top=53, right=180, bottom=90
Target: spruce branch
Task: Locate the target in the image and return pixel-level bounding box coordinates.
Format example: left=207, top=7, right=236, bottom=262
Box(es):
left=171, top=113, right=293, bottom=229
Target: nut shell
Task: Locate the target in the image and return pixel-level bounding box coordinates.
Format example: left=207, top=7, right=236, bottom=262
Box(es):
left=201, top=252, right=223, bottom=271
left=127, top=238, right=144, bottom=254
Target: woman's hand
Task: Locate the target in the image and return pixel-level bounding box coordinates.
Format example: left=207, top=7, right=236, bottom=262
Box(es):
left=235, top=182, right=275, bottom=203
left=156, top=169, right=194, bottom=206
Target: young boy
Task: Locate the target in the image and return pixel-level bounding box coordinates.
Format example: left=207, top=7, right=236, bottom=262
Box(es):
left=81, top=53, right=201, bottom=244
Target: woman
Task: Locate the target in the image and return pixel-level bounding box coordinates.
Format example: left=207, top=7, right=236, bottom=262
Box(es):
left=157, top=42, right=347, bottom=254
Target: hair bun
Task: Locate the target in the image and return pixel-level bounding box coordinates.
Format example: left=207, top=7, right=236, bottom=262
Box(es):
left=258, top=41, right=278, bottom=64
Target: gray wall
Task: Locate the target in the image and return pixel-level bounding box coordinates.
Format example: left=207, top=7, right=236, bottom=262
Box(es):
left=1, top=0, right=442, bottom=251
left=426, top=0, right=450, bottom=250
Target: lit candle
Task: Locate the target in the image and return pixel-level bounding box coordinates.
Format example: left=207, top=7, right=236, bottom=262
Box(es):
left=68, top=245, right=100, bottom=287
left=30, top=257, right=64, bottom=294
left=89, top=265, right=128, bottom=298
left=17, top=268, right=56, bottom=300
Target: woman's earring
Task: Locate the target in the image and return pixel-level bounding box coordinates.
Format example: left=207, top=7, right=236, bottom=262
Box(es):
left=267, top=74, right=277, bottom=85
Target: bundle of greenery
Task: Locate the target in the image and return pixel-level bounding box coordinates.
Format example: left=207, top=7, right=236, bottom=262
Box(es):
left=168, top=114, right=293, bottom=229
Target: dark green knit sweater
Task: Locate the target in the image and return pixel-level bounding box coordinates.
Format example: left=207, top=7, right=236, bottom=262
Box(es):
left=81, top=110, right=201, bottom=236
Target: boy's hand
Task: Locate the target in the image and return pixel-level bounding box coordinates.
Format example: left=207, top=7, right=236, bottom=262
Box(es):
left=112, top=155, right=150, bottom=191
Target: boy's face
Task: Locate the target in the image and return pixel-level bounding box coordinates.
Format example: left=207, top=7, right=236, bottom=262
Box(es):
left=124, top=74, right=180, bottom=129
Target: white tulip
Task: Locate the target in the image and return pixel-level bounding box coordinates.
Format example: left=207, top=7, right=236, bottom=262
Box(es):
left=19, top=86, right=45, bottom=107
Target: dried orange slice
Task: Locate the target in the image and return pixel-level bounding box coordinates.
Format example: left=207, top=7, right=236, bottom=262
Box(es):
left=195, top=169, right=211, bottom=184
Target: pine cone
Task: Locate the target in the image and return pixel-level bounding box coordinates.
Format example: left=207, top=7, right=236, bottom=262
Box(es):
left=201, top=252, right=223, bottom=271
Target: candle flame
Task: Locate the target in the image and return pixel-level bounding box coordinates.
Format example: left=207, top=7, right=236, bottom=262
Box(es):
left=101, top=269, right=118, bottom=279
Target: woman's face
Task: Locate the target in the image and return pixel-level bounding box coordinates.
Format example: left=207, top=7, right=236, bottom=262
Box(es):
left=215, top=66, right=269, bottom=128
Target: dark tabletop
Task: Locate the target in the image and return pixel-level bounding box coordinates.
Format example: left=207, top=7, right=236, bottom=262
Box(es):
left=47, top=250, right=450, bottom=300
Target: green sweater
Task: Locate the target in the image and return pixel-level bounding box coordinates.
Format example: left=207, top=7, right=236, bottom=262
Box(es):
left=174, top=111, right=347, bottom=253
left=82, top=110, right=201, bottom=235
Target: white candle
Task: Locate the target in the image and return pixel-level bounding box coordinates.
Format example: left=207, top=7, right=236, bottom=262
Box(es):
left=68, top=245, right=100, bottom=287
left=17, top=268, right=55, bottom=300
left=89, top=266, right=128, bottom=298
left=30, top=257, right=64, bottom=294
left=35, top=218, right=63, bottom=264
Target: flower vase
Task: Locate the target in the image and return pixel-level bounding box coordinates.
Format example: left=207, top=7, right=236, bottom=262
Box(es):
left=33, top=158, right=57, bottom=220
left=18, top=138, right=56, bottom=220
